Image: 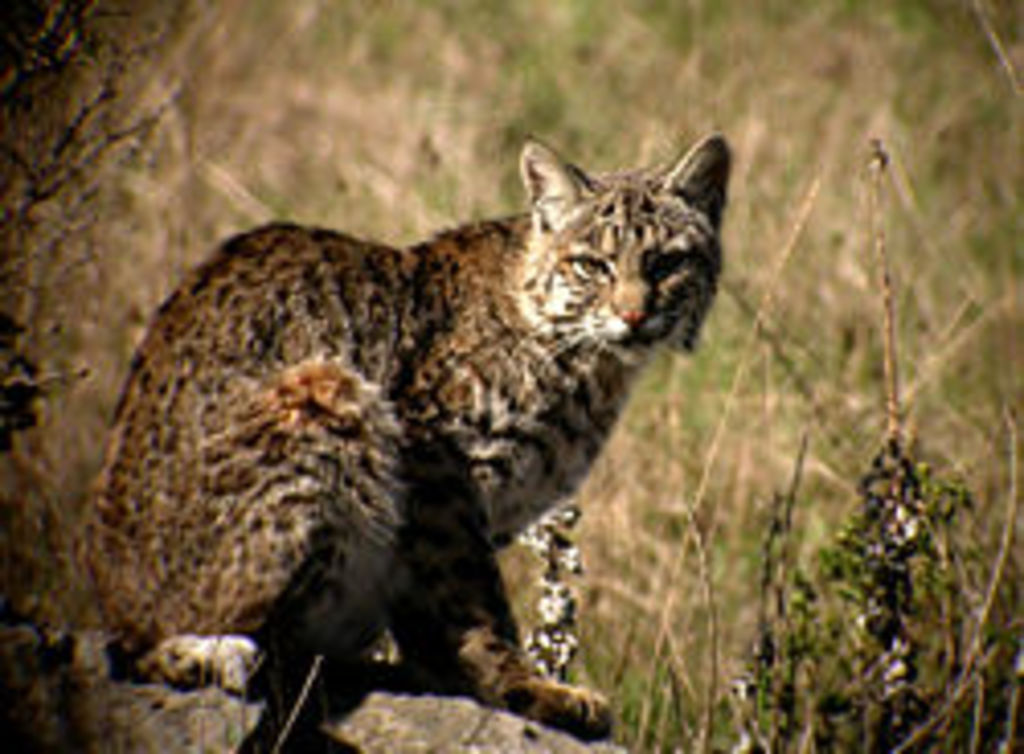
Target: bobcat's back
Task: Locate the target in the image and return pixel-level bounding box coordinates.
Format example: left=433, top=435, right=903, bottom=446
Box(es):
left=89, top=225, right=418, bottom=647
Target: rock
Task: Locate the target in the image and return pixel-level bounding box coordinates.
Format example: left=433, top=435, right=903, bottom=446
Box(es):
left=0, top=622, right=625, bottom=753
left=0, top=622, right=258, bottom=753
left=327, top=691, right=627, bottom=753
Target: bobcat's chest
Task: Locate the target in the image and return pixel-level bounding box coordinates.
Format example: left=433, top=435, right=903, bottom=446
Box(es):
left=419, top=345, right=637, bottom=542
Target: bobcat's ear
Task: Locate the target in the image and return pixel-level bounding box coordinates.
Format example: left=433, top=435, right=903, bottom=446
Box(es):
left=520, top=139, right=590, bottom=234
left=663, top=134, right=731, bottom=230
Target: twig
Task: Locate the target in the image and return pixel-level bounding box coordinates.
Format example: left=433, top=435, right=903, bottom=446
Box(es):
left=681, top=499, right=718, bottom=754
left=635, top=593, right=693, bottom=751
left=751, top=432, right=808, bottom=750
left=970, top=0, right=1023, bottom=95
left=774, top=434, right=808, bottom=746
left=272, top=654, right=324, bottom=754
left=968, top=673, right=985, bottom=754
left=867, top=139, right=902, bottom=447
left=1004, top=642, right=1022, bottom=752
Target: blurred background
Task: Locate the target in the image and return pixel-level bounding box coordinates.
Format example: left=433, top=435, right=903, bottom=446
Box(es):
left=1, top=0, right=1020, bottom=750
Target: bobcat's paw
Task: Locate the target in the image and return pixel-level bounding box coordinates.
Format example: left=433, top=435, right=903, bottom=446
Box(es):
left=503, top=677, right=612, bottom=741
left=137, top=634, right=259, bottom=694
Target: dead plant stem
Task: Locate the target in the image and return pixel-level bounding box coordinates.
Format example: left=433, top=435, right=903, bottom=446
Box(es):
left=867, top=139, right=902, bottom=447
left=970, top=0, right=1023, bottom=94
left=272, top=654, right=324, bottom=754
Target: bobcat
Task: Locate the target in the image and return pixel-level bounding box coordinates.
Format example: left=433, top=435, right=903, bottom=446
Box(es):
left=84, top=134, right=730, bottom=748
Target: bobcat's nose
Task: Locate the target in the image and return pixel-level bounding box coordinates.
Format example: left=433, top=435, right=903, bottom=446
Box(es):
left=620, top=310, right=647, bottom=329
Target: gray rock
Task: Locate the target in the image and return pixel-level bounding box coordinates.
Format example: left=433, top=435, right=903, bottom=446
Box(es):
left=327, top=691, right=627, bottom=753
left=0, top=623, right=257, bottom=753
left=0, top=623, right=626, bottom=753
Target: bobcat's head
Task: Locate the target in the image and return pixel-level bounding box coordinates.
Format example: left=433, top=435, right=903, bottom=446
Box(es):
left=517, top=134, right=730, bottom=355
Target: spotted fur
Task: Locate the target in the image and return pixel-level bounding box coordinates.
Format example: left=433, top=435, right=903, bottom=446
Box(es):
left=84, top=134, right=730, bottom=747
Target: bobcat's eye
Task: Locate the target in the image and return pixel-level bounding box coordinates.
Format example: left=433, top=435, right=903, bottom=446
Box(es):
left=644, top=249, right=690, bottom=283
left=569, top=255, right=613, bottom=281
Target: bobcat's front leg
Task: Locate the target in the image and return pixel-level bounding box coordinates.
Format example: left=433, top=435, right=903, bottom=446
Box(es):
left=390, top=476, right=611, bottom=741
left=457, top=624, right=612, bottom=741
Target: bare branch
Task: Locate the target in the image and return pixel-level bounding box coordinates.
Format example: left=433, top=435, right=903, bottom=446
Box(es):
left=970, top=0, right=1023, bottom=95
left=867, top=138, right=902, bottom=447
left=272, top=654, right=324, bottom=754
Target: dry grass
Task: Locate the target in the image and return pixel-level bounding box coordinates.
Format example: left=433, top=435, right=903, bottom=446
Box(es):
left=1, top=0, right=1020, bottom=750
